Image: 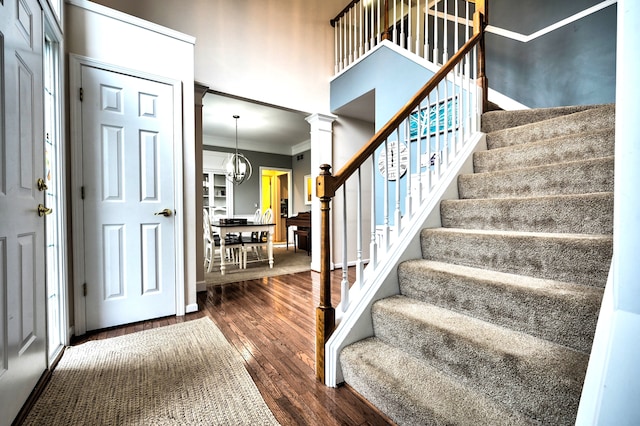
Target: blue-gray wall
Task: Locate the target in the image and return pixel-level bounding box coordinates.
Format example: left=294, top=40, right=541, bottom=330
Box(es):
left=487, top=0, right=616, bottom=107
left=331, top=46, right=436, bottom=130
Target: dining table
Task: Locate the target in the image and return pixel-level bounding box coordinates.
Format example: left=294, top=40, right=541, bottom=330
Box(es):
left=211, top=220, right=275, bottom=275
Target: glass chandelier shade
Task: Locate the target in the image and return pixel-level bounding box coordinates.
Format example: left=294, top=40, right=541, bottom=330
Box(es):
left=224, top=115, right=252, bottom=185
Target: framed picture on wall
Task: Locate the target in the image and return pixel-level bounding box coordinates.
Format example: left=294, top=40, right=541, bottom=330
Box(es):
left=304, top=175, right=312, bottom=205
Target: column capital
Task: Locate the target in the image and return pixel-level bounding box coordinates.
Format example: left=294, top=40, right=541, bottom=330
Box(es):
left=305, top=112, right=338, bottom=131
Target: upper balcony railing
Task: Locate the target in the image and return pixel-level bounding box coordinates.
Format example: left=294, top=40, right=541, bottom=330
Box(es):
left=331, top=0, right=479, bottom=74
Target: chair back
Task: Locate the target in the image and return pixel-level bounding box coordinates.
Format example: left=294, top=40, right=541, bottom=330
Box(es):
left=262, top=208, right=273, bottom=224
left=203, top=208, right=212, bottom=241
left=253, top=208, right=262, bottom=223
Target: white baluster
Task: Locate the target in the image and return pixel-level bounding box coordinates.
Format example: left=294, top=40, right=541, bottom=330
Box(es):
left=433, top=0, right=439, bottom=64
left=394, top=128, right=402, bottom=239
left=404, top=119, right=412, bottom=219
left=365, top=0, right=370, bottom=51
left=443, top=73, right=449, bottom=168
left=338, top=16, right=343, bottom=71
left=369, top=154, right=378, bottom=269
left=335, top=24, right=339, bottom=74
left=393, top=0, right=398, bottom=45
left=343, top=13, right=348, bottom=67
left=356, top=167, right=364, bottom=288
left=415, top=101, right=423, bottom=203
left=349, top=7, right=353, bottom=65
left=341, top=186, right=349, bottom=313
left=424, top=0, right=429, bottom=61
left=435, top=85, right=441, bottom=179
left=415, top=0, right=421, bottom=56
left=376, top=0, right=381, bottom=44
left=383, top=139, right=390, bottom=253
left=454, top=0, right=459, bottom=51
left=359, top=0, right=364, bottom=57
left=393, top=2, right=404, bottom=48
left=407, top=0, right=412, bottom=53
left=443, top=0, right=449, bottom=63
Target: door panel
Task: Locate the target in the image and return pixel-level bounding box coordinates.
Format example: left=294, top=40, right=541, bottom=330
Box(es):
left=0, top=0, right=47, bottom=423
left=81, top=65, right=176, bottom=331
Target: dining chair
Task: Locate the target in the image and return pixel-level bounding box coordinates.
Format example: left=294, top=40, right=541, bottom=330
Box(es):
left=203, top=208, right=243, bottom=272
left=241, top=208, right=272, bottom=266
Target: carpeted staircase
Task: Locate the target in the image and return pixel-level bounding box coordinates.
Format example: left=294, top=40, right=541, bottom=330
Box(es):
left=340, top=104, right=615, bottom=425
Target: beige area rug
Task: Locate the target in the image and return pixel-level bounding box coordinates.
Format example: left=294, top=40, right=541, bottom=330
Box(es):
left=23, top=318, right=279, bottom=425
left=206, top=245, right=312, bottom=286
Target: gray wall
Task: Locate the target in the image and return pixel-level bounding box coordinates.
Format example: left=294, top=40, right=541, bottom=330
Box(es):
left=203, top=146, right=293, bottom=215
left=292, top=149, right=311, bottom=215
left=487, top=0, right=616, bottom=108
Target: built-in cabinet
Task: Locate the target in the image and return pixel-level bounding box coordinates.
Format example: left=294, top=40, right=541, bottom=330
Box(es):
left=203, top=170, right=232, bottom=217
left=203, top=151, right=235, bottom=217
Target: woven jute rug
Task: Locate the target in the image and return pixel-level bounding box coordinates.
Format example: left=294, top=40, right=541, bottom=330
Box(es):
left=24, top=318, right=279, bottom=425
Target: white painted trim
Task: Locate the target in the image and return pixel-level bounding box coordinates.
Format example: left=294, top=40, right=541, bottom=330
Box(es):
left=43, top=8, right=71, bottom=354
left=69, top=54, right=186, bottom=332
left=331, top=40, right=441, bottom=82
left=65, top=0, right=196, bottom=44
left=485, top=0, right=617, bottom=43
left=291, top=140, right=311, bottom=156
left=488, top=88, right=530, bottom=110
left=185, top=303, right=199, bottom=314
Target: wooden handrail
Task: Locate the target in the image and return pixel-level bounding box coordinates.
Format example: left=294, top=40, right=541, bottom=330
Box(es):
left=317, top=2, right=487, bottom=384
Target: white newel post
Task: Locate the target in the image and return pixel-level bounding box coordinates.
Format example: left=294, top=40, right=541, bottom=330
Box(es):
left=306, top=113, right=337, bottom=272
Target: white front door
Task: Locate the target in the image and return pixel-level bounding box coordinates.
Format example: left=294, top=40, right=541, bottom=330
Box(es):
left=80, top=65, right=177, bottom=331
left=0, top=0, right=47, bottom=422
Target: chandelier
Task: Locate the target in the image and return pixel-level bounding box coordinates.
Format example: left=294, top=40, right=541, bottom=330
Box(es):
left=224, top=114, right=253, bottom=185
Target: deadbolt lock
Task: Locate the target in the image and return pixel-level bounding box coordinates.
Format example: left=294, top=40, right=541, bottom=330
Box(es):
left=37, top=178, right=48, bottom=191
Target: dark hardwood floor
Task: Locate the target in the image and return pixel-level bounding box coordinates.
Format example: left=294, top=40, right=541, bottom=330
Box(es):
left=72, top=268, right=394, bottom=426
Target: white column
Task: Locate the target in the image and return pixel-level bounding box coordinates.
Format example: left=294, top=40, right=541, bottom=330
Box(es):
left=576, top=1, right=640, bottom=424
left=306, top=113, right=337, bottom=272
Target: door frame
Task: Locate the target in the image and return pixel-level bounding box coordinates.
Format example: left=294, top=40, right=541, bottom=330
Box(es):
left=69, top=55, right=185, bottom=335
left=258, top=167, right=292, bottom=242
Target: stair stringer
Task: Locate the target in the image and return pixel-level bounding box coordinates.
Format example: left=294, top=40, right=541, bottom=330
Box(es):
left=325, top=132, right=487, bottom=387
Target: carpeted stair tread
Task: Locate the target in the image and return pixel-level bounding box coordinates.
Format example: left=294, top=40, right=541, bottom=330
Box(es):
left=398, top=260, right=602, bottom=352
left=486, top=104, right=615, bottom=150
left=458, top=156, right=614, bottom=199
left=480, top=104, right=606, bottom=133
left=474, top=128, right=615, bottom=173
left=340, top=337, right=536, bottom=426
left=441, top=192, right=613, bottom=234
left=420, top=227, right=612, bottom=287
left=372, top=295, right=589, bottom=424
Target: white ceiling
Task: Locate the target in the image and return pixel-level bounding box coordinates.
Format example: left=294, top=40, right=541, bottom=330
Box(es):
left=202, top=93, right=313, bottom=156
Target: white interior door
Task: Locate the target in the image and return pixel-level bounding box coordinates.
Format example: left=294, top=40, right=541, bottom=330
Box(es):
left=0, top=0, right=47, bottom=423
left=80, top=65, right=177, bottom=331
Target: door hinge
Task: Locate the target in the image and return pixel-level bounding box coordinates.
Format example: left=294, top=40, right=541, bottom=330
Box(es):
left=81, top=186, right=85, bottom=199
left=83, top=283, right=87, bottom=297
left=79, top=87, right=84, bottom=101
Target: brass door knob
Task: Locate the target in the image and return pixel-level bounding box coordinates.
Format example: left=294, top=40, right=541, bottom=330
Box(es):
left=37, top=178, right=48, bottom=191
left=37, top=204, right=53, bottom=217
left=154, top=208, right=173, bottom=217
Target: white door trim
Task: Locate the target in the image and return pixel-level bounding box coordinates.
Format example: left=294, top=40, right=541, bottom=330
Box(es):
left=69, top=54, right=185, bottom=335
